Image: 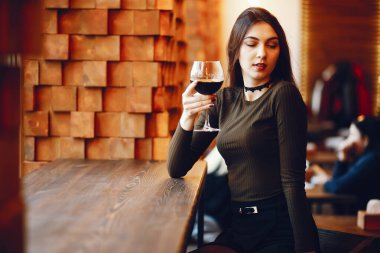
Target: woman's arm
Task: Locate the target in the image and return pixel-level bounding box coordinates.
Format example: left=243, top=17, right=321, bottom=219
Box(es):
left=324, top=153, right=377, bottom=194
left=167, top=81, right=218, bottom=178
left=275, top=83, right=319, bottom=253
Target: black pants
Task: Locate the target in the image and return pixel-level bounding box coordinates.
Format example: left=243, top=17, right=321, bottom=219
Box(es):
left=191, top=193, right=295, bottom=253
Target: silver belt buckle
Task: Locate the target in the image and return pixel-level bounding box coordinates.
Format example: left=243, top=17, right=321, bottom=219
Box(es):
left=239, top=206, right=258, bottom=215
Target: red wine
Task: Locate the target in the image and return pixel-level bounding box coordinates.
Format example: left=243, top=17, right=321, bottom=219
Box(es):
left=191, top=79, right=223, bottom=95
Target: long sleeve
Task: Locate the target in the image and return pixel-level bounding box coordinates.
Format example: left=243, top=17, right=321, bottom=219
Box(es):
left=167, top=95, right=219, bottom=178
left=324, top=153, right=378, bottom=194
left=275, top=84, right=318, bottom=252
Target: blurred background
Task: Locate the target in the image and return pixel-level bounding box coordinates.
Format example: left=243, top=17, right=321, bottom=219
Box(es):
left=1, top=0, right=379, bottom=252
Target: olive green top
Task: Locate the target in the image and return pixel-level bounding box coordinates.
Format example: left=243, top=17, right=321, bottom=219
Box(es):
left=168, top=80, right=318, bottom=252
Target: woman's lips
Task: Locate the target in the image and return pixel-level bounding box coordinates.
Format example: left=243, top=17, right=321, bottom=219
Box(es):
left=253, top=63, right=267, bottom=71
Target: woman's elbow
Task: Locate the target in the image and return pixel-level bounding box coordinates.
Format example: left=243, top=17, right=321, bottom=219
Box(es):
left=167, top=163, right=187, bottom=178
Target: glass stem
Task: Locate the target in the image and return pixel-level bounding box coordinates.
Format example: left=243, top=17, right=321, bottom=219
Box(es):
left=204, top=111, right=211, bottom=129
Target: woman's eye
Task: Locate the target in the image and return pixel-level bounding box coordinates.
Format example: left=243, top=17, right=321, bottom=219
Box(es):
left=267, top=44, right=278, bottom=49
left=246, top=43, right=257, bottom=47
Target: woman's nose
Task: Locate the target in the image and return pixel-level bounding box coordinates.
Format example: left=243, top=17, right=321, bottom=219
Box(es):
left=256, top=44, right=266, bottom=59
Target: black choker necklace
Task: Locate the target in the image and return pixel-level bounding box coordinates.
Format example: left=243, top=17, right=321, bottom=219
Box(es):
left=244, top=81, right=271, bottom=93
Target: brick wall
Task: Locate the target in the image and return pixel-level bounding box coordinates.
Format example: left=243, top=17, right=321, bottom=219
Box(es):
left=22, top=0, right=186, bottom=175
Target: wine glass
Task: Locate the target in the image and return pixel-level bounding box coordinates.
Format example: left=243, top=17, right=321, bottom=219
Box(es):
left=190, top=61, right=224, bottom=132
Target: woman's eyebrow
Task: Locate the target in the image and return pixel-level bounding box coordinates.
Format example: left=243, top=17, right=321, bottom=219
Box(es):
left=243, top=36, right=279, bottom=41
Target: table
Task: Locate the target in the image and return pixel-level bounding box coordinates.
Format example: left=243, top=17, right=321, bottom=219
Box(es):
left=23, top=159, right=207, bottom=253
left=308, top=150, right=336, bottom=167
left=314, top=215, right=380, bottom=237
left=306, top=184, right=358, bottom=214
left=314, top=215, right=380, bottom=252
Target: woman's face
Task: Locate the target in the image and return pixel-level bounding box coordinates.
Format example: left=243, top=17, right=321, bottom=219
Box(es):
left=238, top=21, right=280, bottom=86
left=346, top=124, right=368, bottom=155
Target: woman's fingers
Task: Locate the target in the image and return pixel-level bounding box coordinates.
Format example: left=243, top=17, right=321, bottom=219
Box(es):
left=183, top=94, right=216, bottom=105
left=183, top=80, right=198, bottom=96
left=184, top=98, right=215, bottom=110
left=181, top=80, right=217, bottom=116
left=184, top=103, right=214, bottom=116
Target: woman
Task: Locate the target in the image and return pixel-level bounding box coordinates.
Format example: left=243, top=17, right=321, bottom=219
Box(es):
left=324, top=115, right=380, bottom=209
left=168, top=7, right=320, bottom=253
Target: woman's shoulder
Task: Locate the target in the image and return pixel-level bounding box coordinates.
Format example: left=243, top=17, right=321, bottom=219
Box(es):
left=271, top=80, right=300, bottom=94
left=359, top=151, right=380, bottom=163
left=270, top=80, right=303, bottom=103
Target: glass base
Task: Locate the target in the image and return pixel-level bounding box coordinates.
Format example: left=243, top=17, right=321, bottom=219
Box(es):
left=194, top=126, right=220, bottom=132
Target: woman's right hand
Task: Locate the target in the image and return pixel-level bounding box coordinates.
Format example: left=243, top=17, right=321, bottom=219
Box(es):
left=179, top=81, right=216, bottom=131
left=337, top=139, right=354, bottom=161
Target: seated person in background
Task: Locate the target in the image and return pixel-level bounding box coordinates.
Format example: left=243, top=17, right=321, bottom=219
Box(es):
left=324, top=115, right=380, bottom=209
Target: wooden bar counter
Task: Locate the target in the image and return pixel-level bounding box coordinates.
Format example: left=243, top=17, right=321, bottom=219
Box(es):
left=23, top=159, right=207, bottom=253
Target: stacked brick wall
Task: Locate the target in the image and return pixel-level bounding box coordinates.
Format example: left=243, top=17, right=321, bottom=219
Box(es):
left=22, top=0, right=186, bottom=175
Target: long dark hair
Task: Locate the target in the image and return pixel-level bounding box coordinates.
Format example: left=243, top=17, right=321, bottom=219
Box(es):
left=353, top=115, right=380, bottom=152
left=227, top=7, right=294, bottom=87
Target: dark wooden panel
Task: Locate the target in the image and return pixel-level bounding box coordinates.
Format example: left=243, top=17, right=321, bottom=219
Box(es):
left=24, top=159, right=206, bottom=253
left=301, top=0, right=379, bottom=112
left=0, top=66, right=23, bottom=253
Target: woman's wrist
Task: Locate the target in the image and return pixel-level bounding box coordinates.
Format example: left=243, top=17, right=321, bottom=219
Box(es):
left=179, top=113, right=196, bottom=131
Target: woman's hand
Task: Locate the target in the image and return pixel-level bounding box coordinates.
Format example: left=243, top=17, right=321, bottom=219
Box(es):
left=337, top=139, right=354, bottom=161
left=179, top=81, right=216, bottom=131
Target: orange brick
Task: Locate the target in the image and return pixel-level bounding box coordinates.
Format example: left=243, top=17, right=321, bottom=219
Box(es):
left=159, top=11, right=174, bottom=36
left=126, top=87, right=152, bottom=113
left=86, top=138, right=110, bottom=159
left=152, top=137, right=170, bottom=160
left=146, top=0, right=174, bottom=10
left=134, top=10, right=173, bottom=35
left=22, top=161, right=48, bottom=176
left=50, top=112, right=71, bottom=136
left=169, top=109, right=181, bottom=132
left=147, top=112, right=169, bottom=137
left=23, top=86, right=34, bottom=111
left=36, top=137, right=60, bottom=161
left=153, top=87, right=166, bottom=112
left=110, top=138, right=134, bottom=159
left=24, top=111, right=49, bottom=136
left=103, top=87, right=126, bottom=112
left=134, top=10, right=159, bottom=35
left=42, top=9, right=57, bottom=34
left=121, top=0, right=146, bottom=9
left=70, top=0, right=95, bottom=8
left=135, top=138, right=152, bottom=160
left=23, top=60, right=38, bottom=86
left=154, top=36, right=175, bottom=61
left=42, top=34, right=69, bottom=60
left=160, top=62, right=176, bottom=86
left=71, top=35, right=120, bottom=61
left=60, top=137, right=85, bottom=159
left=95, top=112, right=121, bottom=137
left=40, top=61, right=62, bottom=85
left=35, top=86, right=52, bottom=111
left=63, top=61, right=106, bottom=86
left=120, top=36, right=154, bottom=61
left=71, top=112, right=94, bottom=138
left=24, top=137, right=35, bottom=161
left=108, top=61, right=133, bottom=86
left=147, top=0, right=174, bottom=10
left=133, top=62, right=161, bottom=87
left=120, top=112, right=145, bottom=138
left=51, top=86, right=77, bottom=111
left=44, top=0, right=69, bottom=8
left=96, top=0, right=121, bottom=9
left=165, top=86, right=181, bottom=109
left=59, top=10, right=108, bottom=35
left=78, top=87, right=102, bottom=112
left=109, top=10, right=133, bottom=35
